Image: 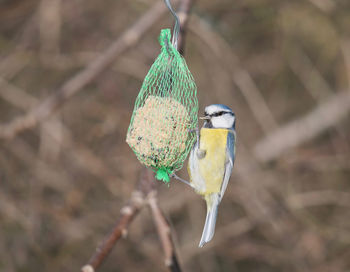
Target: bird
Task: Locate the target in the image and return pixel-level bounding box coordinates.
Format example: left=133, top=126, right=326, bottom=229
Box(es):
left=188, top=104, right=236, bottom=247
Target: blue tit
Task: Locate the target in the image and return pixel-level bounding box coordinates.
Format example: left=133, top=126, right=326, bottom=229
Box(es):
left=188, top=104, right=236, bottom=247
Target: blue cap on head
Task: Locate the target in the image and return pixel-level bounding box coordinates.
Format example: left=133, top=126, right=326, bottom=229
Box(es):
left=204, top=104, right=234, bottom=116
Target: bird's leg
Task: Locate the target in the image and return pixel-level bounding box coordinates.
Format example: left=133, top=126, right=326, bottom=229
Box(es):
left=170, top=173, right=192, bottom=187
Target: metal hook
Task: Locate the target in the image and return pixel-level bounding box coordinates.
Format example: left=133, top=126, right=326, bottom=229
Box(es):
left=164, top=0, right=180, bottom=51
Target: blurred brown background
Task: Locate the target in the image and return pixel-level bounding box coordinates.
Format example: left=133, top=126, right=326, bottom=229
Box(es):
left=1, top=0, right=350, bottom=271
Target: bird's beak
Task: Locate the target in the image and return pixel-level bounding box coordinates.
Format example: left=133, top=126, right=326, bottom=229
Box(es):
left=199, top=116, right=210, bottom=120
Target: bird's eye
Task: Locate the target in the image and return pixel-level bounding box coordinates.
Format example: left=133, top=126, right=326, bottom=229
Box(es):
left=211, top=111, right=228, bottom=117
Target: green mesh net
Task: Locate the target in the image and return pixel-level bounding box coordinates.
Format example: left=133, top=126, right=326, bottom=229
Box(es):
left=126, top=28, right=198, bottom=183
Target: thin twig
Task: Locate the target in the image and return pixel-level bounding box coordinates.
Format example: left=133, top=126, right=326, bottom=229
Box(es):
left=148, top=193, right=182, bottom=272
left=0, top=0, right=176, bottom=139
left=81, top=169, right=155, bottom=272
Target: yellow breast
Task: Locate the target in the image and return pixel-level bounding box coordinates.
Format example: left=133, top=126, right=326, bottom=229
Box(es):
left=198, top=128, right=228, bottom=194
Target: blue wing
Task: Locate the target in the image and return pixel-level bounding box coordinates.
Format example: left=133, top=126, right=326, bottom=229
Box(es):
left=219, top=129, right=236, bottom=201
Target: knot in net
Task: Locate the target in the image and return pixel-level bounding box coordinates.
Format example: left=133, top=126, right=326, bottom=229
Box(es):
left=126, top=29, right=198, bottom=183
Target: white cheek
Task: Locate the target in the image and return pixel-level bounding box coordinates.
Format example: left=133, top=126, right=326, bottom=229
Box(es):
left=211, top=115, right=234, bottom=128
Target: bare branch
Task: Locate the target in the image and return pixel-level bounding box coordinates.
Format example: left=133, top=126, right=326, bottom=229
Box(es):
left=81, top=169, right=155, bottom=272
left=254, top=91, right=350, bottom=162
left=148, top=193, right=182, bottom=272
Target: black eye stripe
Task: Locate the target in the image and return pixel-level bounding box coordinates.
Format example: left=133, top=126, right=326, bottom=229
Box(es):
left=208, top=111, right=234, bottom=117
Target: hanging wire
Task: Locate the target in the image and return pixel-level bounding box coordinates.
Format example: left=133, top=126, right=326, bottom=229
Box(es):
left=164, top=0, right=180, bottom=50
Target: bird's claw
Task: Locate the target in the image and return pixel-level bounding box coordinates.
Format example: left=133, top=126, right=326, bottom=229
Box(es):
left=170, top=173, right=192, bottom=187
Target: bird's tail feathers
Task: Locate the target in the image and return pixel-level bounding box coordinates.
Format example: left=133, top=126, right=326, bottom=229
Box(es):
left=199, top=194, right=220, bottom=247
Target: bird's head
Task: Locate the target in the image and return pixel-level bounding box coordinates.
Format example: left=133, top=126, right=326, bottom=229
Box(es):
left=201, top=104, right=235, bottom=129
